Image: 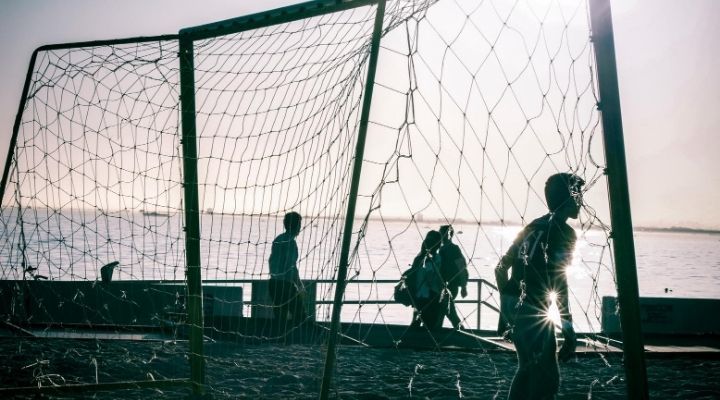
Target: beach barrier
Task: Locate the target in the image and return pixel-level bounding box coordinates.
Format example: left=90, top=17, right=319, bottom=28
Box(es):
left=0, top=280, right=242, bottom=328
left=250, top=280, right=317, bottom=321
left=603, top=296, right=720, bottom=336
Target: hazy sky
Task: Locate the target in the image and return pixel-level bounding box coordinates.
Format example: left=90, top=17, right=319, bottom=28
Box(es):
left=0, top=0, right=718, bottom=229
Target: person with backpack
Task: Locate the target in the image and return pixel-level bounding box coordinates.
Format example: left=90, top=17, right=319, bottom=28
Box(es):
left=403, top=230, right=445, bottom=329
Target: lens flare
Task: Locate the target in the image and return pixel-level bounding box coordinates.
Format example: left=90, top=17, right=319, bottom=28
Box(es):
left=546, top=290, right=562, bottom=328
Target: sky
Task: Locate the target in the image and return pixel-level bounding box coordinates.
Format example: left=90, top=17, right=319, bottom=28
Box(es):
left=0, top=0, right=718, bottom=229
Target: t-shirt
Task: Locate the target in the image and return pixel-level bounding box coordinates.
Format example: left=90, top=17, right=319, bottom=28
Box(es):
left=269, top=231, right=300, bottom=282
left=439, top=242, right=468, bottom=289
left=497, top=214, right=576, bottom=316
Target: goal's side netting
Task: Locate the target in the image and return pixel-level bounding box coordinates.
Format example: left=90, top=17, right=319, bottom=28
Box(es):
left=0, top=36, right=199, bottom=395
left=0, top=0, right=621, bottom=398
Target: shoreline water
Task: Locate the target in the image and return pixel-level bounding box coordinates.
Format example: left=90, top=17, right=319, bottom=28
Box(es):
left=2, top=209, right=719, bottom=333
left=6, top=206, right=720, bottom=235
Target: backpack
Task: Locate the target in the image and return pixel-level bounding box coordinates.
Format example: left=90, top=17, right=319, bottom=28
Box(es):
left=393, top=280, right=413, bottom=307
left=394, top=255, right=426, bottom=307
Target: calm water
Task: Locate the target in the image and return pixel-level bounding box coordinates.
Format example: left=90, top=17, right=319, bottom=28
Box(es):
left=2, top=209, right=719, bottom=332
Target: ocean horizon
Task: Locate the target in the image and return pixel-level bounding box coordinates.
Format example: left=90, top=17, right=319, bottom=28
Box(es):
left=2, top=208, right=719, bottom=333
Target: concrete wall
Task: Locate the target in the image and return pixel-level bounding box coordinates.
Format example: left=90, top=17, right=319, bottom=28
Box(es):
left=602, top=296, right=720, bottom=335
left=0, top=280, right=242, bottom=327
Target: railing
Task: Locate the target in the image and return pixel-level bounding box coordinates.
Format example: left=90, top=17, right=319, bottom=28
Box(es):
left=201, top=277, right=500, bottom=331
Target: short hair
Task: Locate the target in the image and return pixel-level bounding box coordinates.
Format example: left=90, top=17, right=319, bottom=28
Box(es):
left=283, top=211, right=302, bottom=233
left=423, top=230, right=442, bottom=253
left=439, top=224, right=454, bottom=238
left=545, top=173, right=585, bottom=212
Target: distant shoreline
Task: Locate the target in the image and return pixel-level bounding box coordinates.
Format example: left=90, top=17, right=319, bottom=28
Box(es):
left=6, top=206, right=720, bottom=235
left=634, top=226, right=720, bottom=236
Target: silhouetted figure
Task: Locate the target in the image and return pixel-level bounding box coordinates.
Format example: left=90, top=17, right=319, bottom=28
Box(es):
left=405, top=230, right=445, bottom=329
left=495, top=173, right=584, bottom=400
left=439, top=225, right=468, bottom=330
left=268, top=212, right=307, bottom=325
left=100, top=261, right=120, bottom=283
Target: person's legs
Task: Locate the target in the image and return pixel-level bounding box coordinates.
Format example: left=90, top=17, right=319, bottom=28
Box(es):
left=409, top=310, right=422, bottom=328
left=508, top=314, right=559, bottom=400
left=508, top=355, right=530, bottom=400
left=415, top=297, right=435, bottom=329
left=530, top=327, right=559, bottom=399
left=508, top=318, right=532, bottom=400
left=499, top=294, right=519, bottom=336
left=423, top=293, right=447, bottom=330
left=446, top=286, right=463, bottom=329
left=288, top=284, right=307, bottom=325
left=267, top=279, right=285, bottom=321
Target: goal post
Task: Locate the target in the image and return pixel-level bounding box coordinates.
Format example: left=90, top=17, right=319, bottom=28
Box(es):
left=177, top=0, right=390, bottom=393
left=178, top=33, right=206, bottom=395
left=589, top=0, right=648, bottom=397
left=0, top=35, right=196, bottom=396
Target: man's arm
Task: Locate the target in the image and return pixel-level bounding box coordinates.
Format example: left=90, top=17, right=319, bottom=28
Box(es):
left=290, top=240, right=305, bottom=291
left=494, top=229, right=524, bottom=293
left=494, top=254, right=512, bottom=292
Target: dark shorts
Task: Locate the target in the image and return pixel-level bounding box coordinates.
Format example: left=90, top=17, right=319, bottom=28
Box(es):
left=268, top=279, right=306, bottom=323
left=414, top=292, right=447, bottom=330
left=509, top=313, right=559, bottom=399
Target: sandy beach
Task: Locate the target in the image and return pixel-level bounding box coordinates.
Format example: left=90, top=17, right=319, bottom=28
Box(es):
left=2, top=338, right=719, bottom=399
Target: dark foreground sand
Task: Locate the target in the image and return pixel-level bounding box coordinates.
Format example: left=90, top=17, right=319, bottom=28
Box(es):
left=1, top=338, right=719, bottom=399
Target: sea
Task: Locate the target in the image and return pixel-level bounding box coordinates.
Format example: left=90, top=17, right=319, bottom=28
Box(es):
left=2, top=209, right=719, bottom=333
left=2, top=210, right=720, bottom=399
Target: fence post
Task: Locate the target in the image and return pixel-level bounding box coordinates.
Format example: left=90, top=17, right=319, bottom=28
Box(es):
left=319, top=1, right=386, bottom=399
left=476, top=280, right=482, bottom=330
left=589, top=0, right=648, bottom=398
left=178, top=33, right=206, bottom=396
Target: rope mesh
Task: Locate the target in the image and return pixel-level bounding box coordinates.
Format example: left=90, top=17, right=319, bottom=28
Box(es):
left=0, top=0, right=619, bottom=397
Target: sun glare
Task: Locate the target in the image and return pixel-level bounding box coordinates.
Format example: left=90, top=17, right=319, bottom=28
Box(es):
left=546, top=290, right=562, bottom=328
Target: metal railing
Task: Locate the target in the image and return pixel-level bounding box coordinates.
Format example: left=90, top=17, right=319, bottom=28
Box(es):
left=201, top=277, right=500, bottom=331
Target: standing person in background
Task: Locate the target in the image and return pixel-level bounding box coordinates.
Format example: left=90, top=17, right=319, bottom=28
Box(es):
left=407, top=230, right=445, bottom=330
left=439, top=225, right=468, bottom=330
left=268, top=211, right=307, bottom=325
left=496, top=173, right=584, bottom=400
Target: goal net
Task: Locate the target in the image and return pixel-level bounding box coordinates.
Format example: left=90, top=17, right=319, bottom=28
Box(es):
left=1, top=0, right=622, bottom=398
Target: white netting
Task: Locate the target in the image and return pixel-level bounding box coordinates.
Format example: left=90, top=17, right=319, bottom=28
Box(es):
left=0, top=0, right=621, bottom=397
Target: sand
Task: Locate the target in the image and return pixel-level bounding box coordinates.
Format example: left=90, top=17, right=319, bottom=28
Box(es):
left=1, top=338, right=719, bottom=399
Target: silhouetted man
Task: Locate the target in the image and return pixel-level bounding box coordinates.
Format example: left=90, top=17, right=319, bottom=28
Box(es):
left=268, top=212, right=307, bottom=325
left=495, top=173, right=584, bottom=400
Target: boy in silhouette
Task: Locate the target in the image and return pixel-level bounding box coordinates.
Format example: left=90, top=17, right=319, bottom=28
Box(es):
left=495, top=173, right=584, bottom=400
left=268, top=212, right=307, bottom=325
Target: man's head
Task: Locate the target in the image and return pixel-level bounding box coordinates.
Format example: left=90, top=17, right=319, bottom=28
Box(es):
left=545, top=173, right=585, bottom=219
left=283, top=212, right=302, bottom=237
left=439, top=225, right=454, bottom=243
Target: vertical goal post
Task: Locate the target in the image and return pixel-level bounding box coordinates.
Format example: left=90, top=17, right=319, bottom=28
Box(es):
left=589, top=0, right=649, bottom=398
left=177, top=0, right=389, bottom=393
left=0, top=35, right=197, bottom=396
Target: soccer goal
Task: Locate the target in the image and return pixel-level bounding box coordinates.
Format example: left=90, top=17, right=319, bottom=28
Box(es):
left=0, top=0, right=645, bottom=398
